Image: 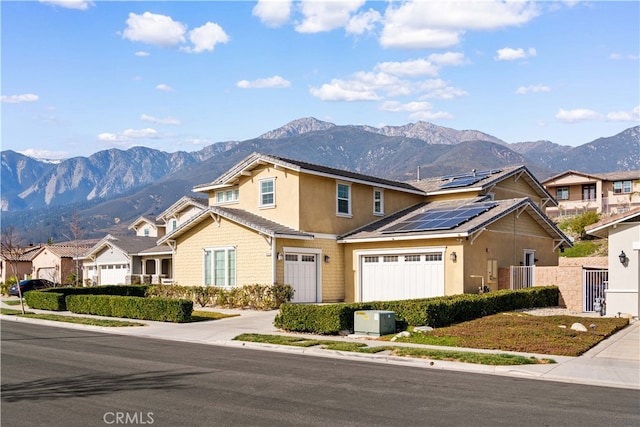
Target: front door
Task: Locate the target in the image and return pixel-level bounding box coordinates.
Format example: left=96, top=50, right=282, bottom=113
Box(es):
left=284, top=253, right=317, bottom=303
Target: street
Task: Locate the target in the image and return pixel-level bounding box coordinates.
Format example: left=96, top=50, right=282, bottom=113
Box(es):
left=2, top=321, right=639, bottom=427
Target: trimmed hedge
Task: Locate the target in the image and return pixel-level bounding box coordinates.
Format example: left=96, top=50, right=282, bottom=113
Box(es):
left=36, top=285, right=150, bottom=310
left=65, top=295, right=193, bottom=323
left=146, top=284, right=294, bottom=310
left=24, top=291, right=66, bottom=311
left=274, top=286, right=559, bottom=335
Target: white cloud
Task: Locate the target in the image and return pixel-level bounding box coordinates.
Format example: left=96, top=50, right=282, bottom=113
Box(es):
left=252, top=0, right=292, bottom=28
left=183, top=22, right=229, bottom=53
left=375, top=59, right=439, bottom=77
left=380, top=0, right=539, bottom=49
left=122, top=12, right=187, bottom=47
left=140, top=114, right=182, bottom=125
left=495, top=47, right=537, bottom=61
left=309, top=79, right=381, bottom=101
left=346, top=8, right=382, bottom=35
left=295, top=0, right=366, bottom=33
left=417, top=81, right=468, bottom=100
left=97, top=128, right=159, bottom=142
left=605, top=106, right=640, bottom=122
left=236, top=75, right=291, bottom=89
left=1, top=94, right=39, bottom=104
left=155, top=84, right=174, bottom=92
left=556, top=107, right=640, bottom=123
left=610, top=53, right=640, bottom=60
left=516, top=84, right=551, bottom=95
left=39, top=0, right=93, bottom=11
left=555, top=108, right=600, bottom=123
left=134, top=51, right=150, bottom=57
left=428, top=52, right=465, bottom=66
left=19, top=148, right=68, bottom=160
left=410, top=110, right=454, bottom=121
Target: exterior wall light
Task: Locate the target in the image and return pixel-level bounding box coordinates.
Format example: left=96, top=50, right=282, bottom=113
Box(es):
left=277, top=252, right=283, bottom=261
left=324, top=255, right=330, bottom=263
left=450, top=251, right=457, bottom=262
left=619, top=250, right=627, bottom=265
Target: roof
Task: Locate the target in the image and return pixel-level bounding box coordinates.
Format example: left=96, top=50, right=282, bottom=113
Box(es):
left=128, top=215, right=159, bottom=231
left=192, top=152, right=424, bottom=195
left=158, top=206, right=313, bottom=244
left=42, top=239, right=100, bottom=258
left=1, top=245, right=43, bottom=262
left=82, top=234, right=168, bottom=259
left=410, top=165, right=555, bottom=204
left=338, top=196, right=571, bottom=247
left=156, top=195, right=209, bottom=222
left=585, top=207, right=640, bottom=238
left=542, top=169, right=640, bottom=185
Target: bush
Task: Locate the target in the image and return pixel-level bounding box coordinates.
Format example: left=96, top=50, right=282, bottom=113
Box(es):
left=42, top=285, right=149, bottom=298
left=65, top=294, right=193, bottom=323
left=274, top=286, right=559, bottom=335
left=145, top=283, right=293, bottom=310
left=24, top=291, right=66, bottom=311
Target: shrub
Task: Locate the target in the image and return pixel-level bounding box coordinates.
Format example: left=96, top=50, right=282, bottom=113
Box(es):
left=65, top=294, right=192, bottom=323
left=24, top=291, right=66, bottom=311
left=145, top=283, right=293, bottom=310
left=42, top=285, right=149, bottom=298
left=274, top=286, right=559, bottom=335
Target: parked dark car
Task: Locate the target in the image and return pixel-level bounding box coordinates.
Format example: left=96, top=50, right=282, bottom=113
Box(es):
left=9, top=279, right=55, bottom=297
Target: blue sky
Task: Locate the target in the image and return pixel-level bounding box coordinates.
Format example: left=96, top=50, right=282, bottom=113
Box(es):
left=2, top=0, right=639, bottom=159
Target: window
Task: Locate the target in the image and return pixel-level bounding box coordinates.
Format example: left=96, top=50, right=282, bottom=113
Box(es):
left=171, top=220, right=177, bottom=231
left=260, top=178, right=275, bottom=207
left=556, top=187, right=569, bottom=200
left=363, top=256, right=379, bottom=263
left=383, top=256, right=398, bottom=262
left=373, top=189, right=384, bottom=215
left=337, top=182, right=351, bottom=216
left=203, top=248, right=236, bottom=287
left=405, top=255, right=421, bottom=262
left=215, top=187, right=239, bottom=204
left=614, top=180, right=632, bottom=194
left=144, top=228, right=150, bottom=237
left=582, top=184, right=596, bottom=201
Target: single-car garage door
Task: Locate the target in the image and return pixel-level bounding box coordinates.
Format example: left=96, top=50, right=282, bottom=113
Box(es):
left=284, top=253, right=317, bottom=303
left=360, top=251, right=444, bottom=302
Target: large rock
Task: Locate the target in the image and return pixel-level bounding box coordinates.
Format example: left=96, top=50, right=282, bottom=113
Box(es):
left=571, top=322, right=588, bottom=332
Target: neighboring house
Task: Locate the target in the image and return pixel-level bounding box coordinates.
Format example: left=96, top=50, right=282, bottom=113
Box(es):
left=31, top=241, right=97, bottom=284
left=159, top=152, right=571, bottom=303
left=81, top=235, right=172, bottom=286
left=542, top=170, right=640, bottom=218
left=586, top=208, right=640, bottom=317
left=0, top=245, right=41, bottom=283
left=128, top=216, right=165, bottom=238
left=154, top=196, right=208, bottom=235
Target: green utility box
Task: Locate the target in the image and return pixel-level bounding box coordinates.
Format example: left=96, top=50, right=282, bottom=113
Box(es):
left=354, top=310, right=395, bottom=337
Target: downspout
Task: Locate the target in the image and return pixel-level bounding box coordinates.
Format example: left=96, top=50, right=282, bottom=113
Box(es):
left=271, top=236, right=277, bottom=284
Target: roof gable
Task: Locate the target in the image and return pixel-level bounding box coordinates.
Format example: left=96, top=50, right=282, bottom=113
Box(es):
left=586, top=207, right=640, bottom=238
left=192, top=152, right=424, bottom=195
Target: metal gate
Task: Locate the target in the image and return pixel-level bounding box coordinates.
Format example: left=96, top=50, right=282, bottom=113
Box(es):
left=582, top=268, right=608, bottom=312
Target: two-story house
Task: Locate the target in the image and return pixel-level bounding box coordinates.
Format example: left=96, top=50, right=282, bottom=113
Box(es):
left=159, top=152, right=571, bottom=303
left=542, top=170, right=640, bottom=218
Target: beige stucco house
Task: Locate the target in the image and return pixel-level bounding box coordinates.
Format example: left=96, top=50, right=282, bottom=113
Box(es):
left=542, top=170, right=640, bottom=218
left=159, top=152, right=571, bottom=303
left=0, top=245, right=42, bottom=283
left=586, top=208, right=640, bottom=317
left=31, top=241, right=96, bottom=284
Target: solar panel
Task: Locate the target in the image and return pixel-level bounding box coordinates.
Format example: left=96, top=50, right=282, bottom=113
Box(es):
left=439, top=169, right=502, bottom=190
left=381, top=202, right=497, bottom=234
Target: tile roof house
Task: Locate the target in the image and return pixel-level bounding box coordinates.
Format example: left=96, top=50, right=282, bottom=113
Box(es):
left=0, top=245, right=42, bottom=283
left=586, top=207, right=640, bottom=317
left=542, top=170, right=640, bottom=218
left=30, top=240, right=98, bottom=285
left=160, top=152, right=571, bottom=303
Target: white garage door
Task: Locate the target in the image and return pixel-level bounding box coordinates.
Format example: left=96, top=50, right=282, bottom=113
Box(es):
left=99, top=264, right=128, bottom=285
left=284, top=253, right=317, bottom=303
left=361, top=252, right=444, bottom=302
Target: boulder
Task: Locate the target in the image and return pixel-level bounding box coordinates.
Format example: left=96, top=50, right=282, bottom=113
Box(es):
left=571, top=322, right=588, bottom=332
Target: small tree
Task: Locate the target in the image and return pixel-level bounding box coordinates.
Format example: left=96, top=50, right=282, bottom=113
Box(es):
left=1, top=227, right=26, bottom=313
left=62, top=213, right=85, bottom=287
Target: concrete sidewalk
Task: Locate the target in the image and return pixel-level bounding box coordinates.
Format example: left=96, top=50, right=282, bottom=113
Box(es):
left=2, top=300, right=638, bottom=390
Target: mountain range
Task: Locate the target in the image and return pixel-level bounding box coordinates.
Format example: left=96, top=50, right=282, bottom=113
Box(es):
left=2, top=118, right=639, bottom=244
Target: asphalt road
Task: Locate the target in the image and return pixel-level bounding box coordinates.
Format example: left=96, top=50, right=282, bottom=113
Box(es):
left=2, top=321, right=639, bottom=427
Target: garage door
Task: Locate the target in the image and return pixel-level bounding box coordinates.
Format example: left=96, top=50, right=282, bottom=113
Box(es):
left=99, top=264, right=128, bottom=285
left=360, top=252, right=444, bottom=302
left=284, top=253, right=317, bottom=303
